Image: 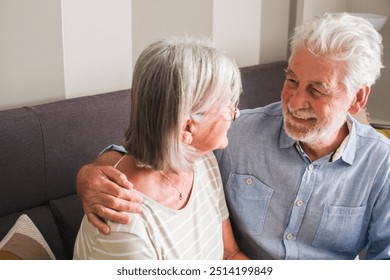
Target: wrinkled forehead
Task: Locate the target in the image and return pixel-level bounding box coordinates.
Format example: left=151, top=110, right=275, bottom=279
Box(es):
left=288, top=47, right=347, bottom=85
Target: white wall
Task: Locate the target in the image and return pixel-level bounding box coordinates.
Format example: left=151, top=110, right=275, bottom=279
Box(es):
left=0, top=0, right=132, bottom=110
left=62, top=0, right=132, bottom=99
left=0, top=0, right=65, bottom=109
left=297, top=0, right=347, bottom=23
left=260, top=0, right=290, bottom=63
left=131, top=0, right=263, bottom=68
left=132, top=0, right=212, bottom=68
left=213, top=0, right=262, bottom=67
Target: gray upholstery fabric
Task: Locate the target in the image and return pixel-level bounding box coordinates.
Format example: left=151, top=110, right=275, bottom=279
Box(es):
left=240, top=61, right=287, bottom=109
left=31, top=90, right=130, bottom=199
left=50, top=195, right=83, bottom=259
left=0, top=107, right=45, bottom=216
left=0, top=89, right=131, bottom=259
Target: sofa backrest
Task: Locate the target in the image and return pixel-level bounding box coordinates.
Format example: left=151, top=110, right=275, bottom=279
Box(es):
left=0, top=89, right=131, bottom=210
left=239, top=61, right=287, bottom=109
left=0, top=89, right=131, bottom=258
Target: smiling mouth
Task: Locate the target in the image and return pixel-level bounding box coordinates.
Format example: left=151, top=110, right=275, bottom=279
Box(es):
left=289, top=112, right=316, bottom=122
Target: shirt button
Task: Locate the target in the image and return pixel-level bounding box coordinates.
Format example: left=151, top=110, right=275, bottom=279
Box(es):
left=245, top=178, right=253, bottom=185
left=296, top=200, right=304, bottom=207
left=286, top=233, right=293, bottom=240
left=307, top=164, right=314, bottom=171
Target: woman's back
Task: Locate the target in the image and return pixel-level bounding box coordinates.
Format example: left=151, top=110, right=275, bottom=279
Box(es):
left=73, top=152, right=228, bottom=260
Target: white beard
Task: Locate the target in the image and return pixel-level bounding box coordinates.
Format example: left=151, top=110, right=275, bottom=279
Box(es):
left=283, top=105, right=348, bottom=145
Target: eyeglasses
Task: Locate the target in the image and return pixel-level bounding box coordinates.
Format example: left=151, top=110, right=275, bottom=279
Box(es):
left=229, top=102, right=239, bottom=121
left=192, top=102, right=239, bottom=121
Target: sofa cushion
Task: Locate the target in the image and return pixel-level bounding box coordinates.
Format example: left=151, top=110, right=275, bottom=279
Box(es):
left=0, top=206, right=65, bottom=259
left=0, top=107, right=46, bottom=216
left=30, top=90, right=131, bottom=200
left=50, top=194, right=84, bottom=259
left=0, top=214, right=55, bottom=260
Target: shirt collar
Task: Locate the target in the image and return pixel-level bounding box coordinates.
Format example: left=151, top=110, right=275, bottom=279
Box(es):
left=338, top=114, right=356, bottom=165
left=279, top=114, right=357, bottom=165
left=279, top=121, right=296, bottom=149
left=330, top=119, right=352, bottom=162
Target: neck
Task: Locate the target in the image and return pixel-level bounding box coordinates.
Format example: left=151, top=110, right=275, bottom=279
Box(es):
left=117, top=155, right=194, bottom=209
left=300, top=122, right=349, bottom=161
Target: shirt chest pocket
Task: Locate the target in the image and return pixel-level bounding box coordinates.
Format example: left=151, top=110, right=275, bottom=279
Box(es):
left=225, top=174, right=273, bottom=235
left=312, top=204, right=366, bottom=252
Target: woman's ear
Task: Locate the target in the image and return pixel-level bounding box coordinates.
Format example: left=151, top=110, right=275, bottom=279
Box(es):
left=348, top=86, right=370, bottom=115
left=181, top=117, right=196, bottom=145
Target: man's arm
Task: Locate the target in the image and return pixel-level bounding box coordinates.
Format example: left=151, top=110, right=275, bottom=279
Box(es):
left=76, top=150, right=143, bottom=235
left=365, top=183, right=390, bottom=259
left=222, top=218, right=250, bottom=260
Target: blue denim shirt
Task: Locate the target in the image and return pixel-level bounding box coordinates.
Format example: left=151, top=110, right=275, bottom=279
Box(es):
left=214, top=102, right=390, bottom=260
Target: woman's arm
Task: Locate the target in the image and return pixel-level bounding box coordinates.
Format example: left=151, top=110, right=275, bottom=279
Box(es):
left=222, top=218, right=250, bottom=260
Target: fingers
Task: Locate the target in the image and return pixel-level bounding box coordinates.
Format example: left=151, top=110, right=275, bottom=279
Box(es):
left=86, top=213, right=111, bottom=235
left=85, top=192, right=143, bottom=214
left=86, top=205, right=139, bottom=235
left=86, top=165, right=144, bottom=203
left=101, top=166, right=134, bottom=190
left=76, top=163, right=144, bottom=233
left=100, top=175, right=143, bottom=204
left=77, top=164, right=142, bottom=203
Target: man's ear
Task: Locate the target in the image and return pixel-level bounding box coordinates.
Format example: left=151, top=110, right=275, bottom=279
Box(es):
left=181, top=117, right=196, bottom=145
left=348, top=86, right=370, bottom=115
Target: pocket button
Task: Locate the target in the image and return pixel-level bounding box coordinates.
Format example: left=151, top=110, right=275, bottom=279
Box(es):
left=245, top=178, right=253, bottom=185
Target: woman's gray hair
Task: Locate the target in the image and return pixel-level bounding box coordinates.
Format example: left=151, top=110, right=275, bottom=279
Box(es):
left=124, top=36, right=241, bottom=172
left=289, top=12, right=383, bottom=97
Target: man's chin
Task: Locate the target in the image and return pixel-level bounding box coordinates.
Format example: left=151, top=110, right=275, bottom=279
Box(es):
left=284, top=123, right=319, bottom=143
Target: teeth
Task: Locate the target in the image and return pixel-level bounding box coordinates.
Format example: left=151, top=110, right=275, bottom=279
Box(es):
left=291, top=112, right=315, bottom=120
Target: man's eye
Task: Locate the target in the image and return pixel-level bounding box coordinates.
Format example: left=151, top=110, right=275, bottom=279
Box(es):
left=286, top=78, right=298, bottom=87
left=310, top=87, right=326, bottom=96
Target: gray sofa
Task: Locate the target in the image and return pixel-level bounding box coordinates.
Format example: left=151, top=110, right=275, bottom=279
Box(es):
left=0, top=61, right=288, bottom=259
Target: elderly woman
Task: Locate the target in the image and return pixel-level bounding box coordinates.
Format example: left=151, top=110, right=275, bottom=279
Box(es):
left=73, top=37, right=248, bottom=260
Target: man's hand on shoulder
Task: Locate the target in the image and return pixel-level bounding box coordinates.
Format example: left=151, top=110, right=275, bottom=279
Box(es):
left=76, top=152, right=143, bottom=235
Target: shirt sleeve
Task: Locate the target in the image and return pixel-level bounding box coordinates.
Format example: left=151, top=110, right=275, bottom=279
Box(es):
left=218, top=180, right=229, bottom=221
left=89, top=214, right=158, bottom=260
left=99, top=144, right=127, bottom=155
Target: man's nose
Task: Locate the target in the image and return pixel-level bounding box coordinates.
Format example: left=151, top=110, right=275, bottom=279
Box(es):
left=286, top=87, right=309, bottom=111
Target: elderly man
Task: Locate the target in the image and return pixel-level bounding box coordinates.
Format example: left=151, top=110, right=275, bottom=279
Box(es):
left=76, top=13, right=390, bottom=259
